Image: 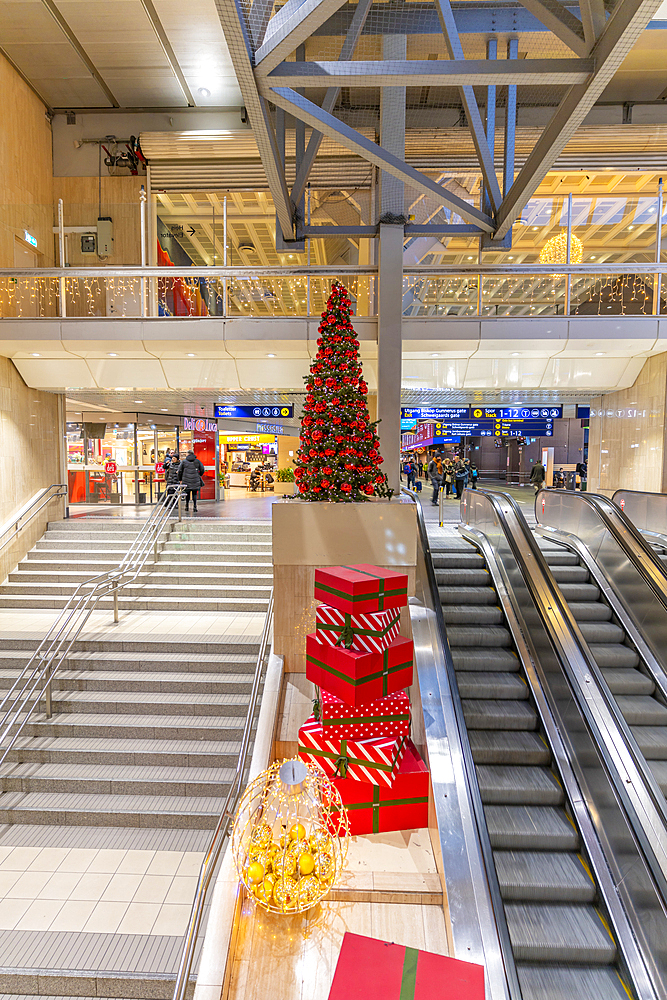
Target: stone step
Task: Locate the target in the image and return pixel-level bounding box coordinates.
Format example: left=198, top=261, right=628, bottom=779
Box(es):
left=28, top=548, right=272, bottom=565
left=7, top=735, right=242, bottom=767
left=0, top=688, right=252, bottom=718
left=15, top=712, right=250, bottom=742
left=0, top=594, right=270, bottom=612
left=8, top=569, right=273, bottom=588
left=0, top=580, right=272, bottom=598
left=0, top=761, right=235, bottom=797
left=0, top=789, right=225, bottom=828
left=0, top=650, right=257, bottom=674
left=0, top=637, right=259, bottom=655
left=0, top=667, right=254, bottom=695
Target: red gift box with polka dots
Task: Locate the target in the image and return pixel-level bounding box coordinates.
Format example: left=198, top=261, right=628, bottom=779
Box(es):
left=317, top=689, right=411, bottom=740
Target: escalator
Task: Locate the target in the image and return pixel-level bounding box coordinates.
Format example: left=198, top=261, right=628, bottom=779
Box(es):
left=432, top=532, right=631, bottom=998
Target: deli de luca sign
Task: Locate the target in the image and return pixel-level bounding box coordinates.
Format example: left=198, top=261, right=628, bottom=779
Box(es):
left=183, top=417, right=217, bottom=433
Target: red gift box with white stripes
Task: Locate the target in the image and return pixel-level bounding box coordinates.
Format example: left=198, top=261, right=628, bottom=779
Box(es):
left=315, top=603, right=401, bottom=654
left=317, top=689, right=411, bottom=740
left=298, top=715, right=407, bottom=787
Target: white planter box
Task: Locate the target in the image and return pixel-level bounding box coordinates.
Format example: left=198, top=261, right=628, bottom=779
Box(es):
left=274, top=480, right=297, bottom=495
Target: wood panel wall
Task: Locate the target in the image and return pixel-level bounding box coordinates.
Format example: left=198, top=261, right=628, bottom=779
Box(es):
left=53, top=176, right=143, bottom=266
left=0, top=53, right=54, bottom=267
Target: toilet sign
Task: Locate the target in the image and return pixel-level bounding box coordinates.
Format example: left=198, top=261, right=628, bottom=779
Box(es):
left=620, top=498, right=625, bottom=511
left=104, top=460, right=117, bottom=475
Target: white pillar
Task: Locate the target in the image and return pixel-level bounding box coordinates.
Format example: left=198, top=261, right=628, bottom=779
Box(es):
left=377, top=34, right=406, bottom=497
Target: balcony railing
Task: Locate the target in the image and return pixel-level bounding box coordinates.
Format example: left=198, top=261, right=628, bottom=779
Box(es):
left=0, top=264, right=665, bottom=319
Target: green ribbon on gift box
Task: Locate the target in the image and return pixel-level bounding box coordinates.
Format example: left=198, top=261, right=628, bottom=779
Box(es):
left=334, top=746, right=349, bottom=778
left=301, top=736, right=407, bottom=779
left=307, top=649, right=412, bottom=692
left=335, top=619, right=356, bottom=649
left=399, top=948, right=419, bottom=1000
left=317, top=567, right=406, bottom=611
left=333, top=788, right=428, bottom=833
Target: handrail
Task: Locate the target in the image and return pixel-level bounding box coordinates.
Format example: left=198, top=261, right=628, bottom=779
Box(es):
left=172, top=589, right=274, bottom=1000
left=0, top=485, right=186, bottom=763
left=0, top=485, right=67, bottom=553
left=401, top=487, right=520, bottom=1000
left=612, top=488, right=667, bottom=547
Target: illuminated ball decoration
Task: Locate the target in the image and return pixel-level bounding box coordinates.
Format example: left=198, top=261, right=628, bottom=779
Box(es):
left=539, top=231, right=584, bottom=272
left=232, top=758, right=350, bottom=914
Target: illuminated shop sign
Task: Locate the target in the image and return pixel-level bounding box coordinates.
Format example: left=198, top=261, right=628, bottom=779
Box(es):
left=183, top=417, right=217, bottom=432
left=215, top=404, right=294, bottom=419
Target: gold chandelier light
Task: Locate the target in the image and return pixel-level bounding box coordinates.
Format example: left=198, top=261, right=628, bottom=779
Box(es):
left=539, top=231, right=584, bottom=271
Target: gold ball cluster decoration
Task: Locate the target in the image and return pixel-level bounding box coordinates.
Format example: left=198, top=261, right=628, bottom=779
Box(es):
left=539, top=231, right=584, bottom=273
left=231, top=758, right=350, bottom=914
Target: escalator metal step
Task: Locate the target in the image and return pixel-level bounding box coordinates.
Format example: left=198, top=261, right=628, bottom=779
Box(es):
left=485, top=805, right=579, bottom=850
left=452, top=648, right=520, bottom=672
left=616, top=694, right=667, bottom=726
left=578, top=621, right=626, bottom=644
left=558, top=583, right=601, bottom=602
left=600, top=667, right=655, bottom=696
left=446, top=625, right=513, bottom=648
left=588, top=643, right=640, bottom=668
left=477, top=765, right=563, bottom=805
left=517, top=965, right=631, bottom=1000
left=494, top=851, right=595, bottom=902
left=435, top=568, right=490, bottom=586
left=432, top=552, right=485, bottom=569
left=539, top=552, right=580, bottom=566
left=548, top=565, right=590, bottom=583
left=469, top=730, right=550, bottom=765
left=505, top=903, right=616, bottom=964
left=566, top=602, right=612, bottom=622
left=439, top=586, right=498, bottom=605
left=647, top=759, right=667, bottom=794
left=462, top=699, right=537, bottom=730
left=632, top=726, right=667, bottom=759
left=442, top=604, right=503, bottom=625
left=456, top=672, right=528, bottom=701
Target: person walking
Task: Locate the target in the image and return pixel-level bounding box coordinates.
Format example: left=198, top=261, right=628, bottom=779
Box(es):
left=443, top=459, right=454, bottom=497
left=428, top=456, right=443, bottom=506
left=530, top=461, right=545, bottom=495
left=454, top=459, right=467, bottom=498
left=470, top=464, right=479, bottom=489
left=164, top=451, right=180, bottom=506
left=463, top=459, right=471, bottom=489
left=178, top=450, right=205, bottom=512
left=406, top=461, right=416, bottom=490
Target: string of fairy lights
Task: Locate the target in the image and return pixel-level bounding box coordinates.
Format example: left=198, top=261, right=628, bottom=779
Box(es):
left=0, top=271, right=654, bottom=318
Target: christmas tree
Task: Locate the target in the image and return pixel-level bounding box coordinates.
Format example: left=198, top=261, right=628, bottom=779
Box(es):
left=294, top=281, right=392, bottom=502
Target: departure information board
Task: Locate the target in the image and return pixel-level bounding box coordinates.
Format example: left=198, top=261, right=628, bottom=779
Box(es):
left=403, top=405, right=563, bottom=421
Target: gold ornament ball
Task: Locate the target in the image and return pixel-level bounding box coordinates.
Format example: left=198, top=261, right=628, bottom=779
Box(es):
left=249, top=821, right=272, bottom=850
left=298, top=851, right=315, bottom=875
left=297, top=874, right=321, bottom=906
left=273, top=875, right=298, bottom=909
left=290, top=822, right=307, bottom=842
left=314, top=851, right=336, bottom=881
left=255, top=881, right=273, bottom=905
left=246, top=861, right=265, bottom=885
left=309, top=829, right=333, bottom=854
left=273, top=853, right=297, bottom=878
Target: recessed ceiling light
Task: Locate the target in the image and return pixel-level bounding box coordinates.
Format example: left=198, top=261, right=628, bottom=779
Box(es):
left=511, top=352, right=521, bottom=356
left=508, top=256, right=514, bottom=260
left=161, top=408, right=169, bottom=411
left=135, top=400, right=143, bottom=403
left=30, top=353, right=40, bottom=357
left=198, top=87, right=211, bottom=97
left=532, top=226, right=538, bottom=231
left=594, top=352, right=606, bottom=356
left=266, top=353, right=277, bottom=357
left=108, top=352, right=118, bottom=356
left=467, top=256, right=473, bottom=260
left=187, top=353, right=196, bottom=357
left=628, top=225, right=634, bottom=230
left=590, top=256, right=596, bottom=260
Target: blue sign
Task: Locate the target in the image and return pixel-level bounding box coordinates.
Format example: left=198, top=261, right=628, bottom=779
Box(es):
left=577, top=405, right=590, bottom=419
left=401, top=418, right=418, bottom=431
left=435, top=419, right=554, bottom=437
left=402, top=406, right=471, bottom=421
left=215, top=404, right=294, bottom=419
left=474, top=406, right=563, bottom=419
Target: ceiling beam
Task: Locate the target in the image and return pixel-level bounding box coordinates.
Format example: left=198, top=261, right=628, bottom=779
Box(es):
left=255, top=0, right=351, bottom=75
left=268, top=86, right=495, bottom=231
left=138, top=0, right=195, bottom=106
left=433, top=0, right=503, bottom=213
left=39, top=0, right=120, bottom=107
left=290, top=0, right=372, bottom=207
left=495, top=0, right=664, bottom=239
left=263, top=58, right=595, bottom=87
left=579, top=0, right=607, bottom=44
left=248, top=0, right=276, bottom=49
left=213, top=0, right=293, bottom=240
left=515, top=0, right=588, bottom=54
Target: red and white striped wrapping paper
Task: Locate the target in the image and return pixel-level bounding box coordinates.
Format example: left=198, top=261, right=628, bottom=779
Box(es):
left=298, top=715, right=407, bottom=787
left=319, top=689, right=411, bottom=740
left=315, top=604, right=401, bottom=654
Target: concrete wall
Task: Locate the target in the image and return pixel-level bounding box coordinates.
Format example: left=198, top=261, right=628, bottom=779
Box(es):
left=589, top=354, right=667, bottom=493
left=0, top=53, right=54, bottom=267
left=0, top=357, right=64, bottom=584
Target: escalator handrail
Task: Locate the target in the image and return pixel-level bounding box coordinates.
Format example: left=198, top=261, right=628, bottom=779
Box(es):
left=401, top=488, right=523, bottom=1000
left=466, top=488, right=667, bottom=897
left=610, top=487, right=667, bottom=548
left=537, top=489, right=667, bottom=616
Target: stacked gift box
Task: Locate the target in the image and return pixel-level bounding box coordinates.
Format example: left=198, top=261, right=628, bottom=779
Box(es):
left=298, top=564, right=430, bottom=835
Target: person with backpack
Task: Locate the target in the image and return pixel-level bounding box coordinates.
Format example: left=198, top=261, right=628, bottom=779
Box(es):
left=530, top=461, right=546, bottom=495
left=454, top=459, right=467, bottom=498
left=470, top=464, right=479, bottom=489
left=177, top=450, right=205, bottom=512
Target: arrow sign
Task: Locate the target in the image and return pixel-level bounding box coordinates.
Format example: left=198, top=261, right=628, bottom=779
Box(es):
left=187, top=226, right=195, bottom=236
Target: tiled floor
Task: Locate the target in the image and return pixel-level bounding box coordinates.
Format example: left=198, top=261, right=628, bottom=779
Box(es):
left=70, top=492, right=282, bottom=521
left=0, top=845, right=201, bottom=935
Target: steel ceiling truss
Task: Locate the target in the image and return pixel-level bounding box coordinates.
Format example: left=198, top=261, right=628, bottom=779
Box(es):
left=215, top=0, right=661, bottom=245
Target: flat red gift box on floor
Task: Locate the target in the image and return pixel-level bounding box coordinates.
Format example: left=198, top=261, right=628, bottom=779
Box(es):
left=298, top=715, right=407, bottom=787
left=327, top=932, right=484, bottom=1000
left=306, top=633, right=414, bottom=707
left=314, top=565, right=408, bottom=614
left=315, top=603, right=401, bottom=654
left=329, top=739, right=429, bottom=835
left=319, top=688, right=411, bottom=740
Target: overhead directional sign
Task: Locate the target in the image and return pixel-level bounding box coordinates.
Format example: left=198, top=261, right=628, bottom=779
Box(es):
left=402, top=406, right=472, bottom=421
left=434, top=419, right=553, bottom=437
left=405, top=405, right=563, bottom=421
left=215, top=404, right=294, bottom=419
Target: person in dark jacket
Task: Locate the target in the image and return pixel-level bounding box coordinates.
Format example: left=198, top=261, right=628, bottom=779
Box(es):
left=178, top=451, right=205, bottom=512
left=454, top=459, right=467, bottom=498
left=427, top=457, right=443, bottom=505
left=164, top=451, right=180, bottom=505
left=530, top=462, right=545, bottom=494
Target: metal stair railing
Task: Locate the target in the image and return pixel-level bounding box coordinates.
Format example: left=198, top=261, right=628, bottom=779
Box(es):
left=0, top=485, right=187, bottom=765
left=172, top=589, right=274, bottom=1000
left=0, top=484, right=67, bottom=555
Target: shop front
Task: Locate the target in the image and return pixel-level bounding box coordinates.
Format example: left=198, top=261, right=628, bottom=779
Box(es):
left=220, top=433, right=277, bottom=490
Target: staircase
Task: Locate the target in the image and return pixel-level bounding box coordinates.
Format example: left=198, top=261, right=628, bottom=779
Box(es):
left=0, top=514, right=272, bottom=997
